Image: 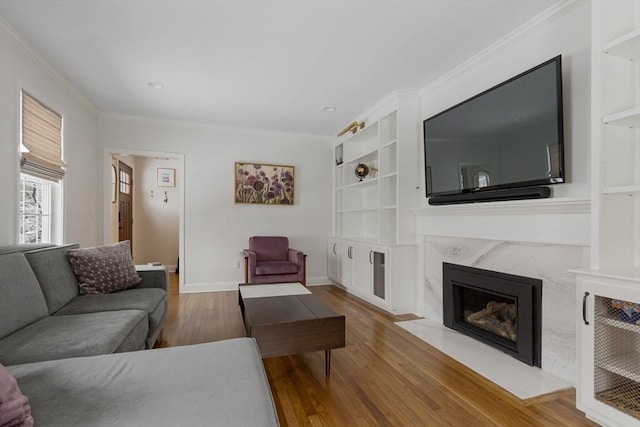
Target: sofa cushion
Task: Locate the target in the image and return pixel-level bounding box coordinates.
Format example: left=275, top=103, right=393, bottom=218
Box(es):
left=24, top=244, right=80, bottom=314
left=67, top=241, right=141, bottom=295
left=8, top=338, right=279, bottom=427
left=0, top=363, right=33, bottom=427
left=255, top=260, right=299, bottom=276
left=0, top=253, right=48, bottom=340
left=0, top=310, right=148, bottom=366
left=54, top=288, right=166, bottom=340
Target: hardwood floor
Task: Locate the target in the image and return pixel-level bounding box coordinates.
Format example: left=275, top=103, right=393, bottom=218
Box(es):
left=156, top=274, right=597, bottom=426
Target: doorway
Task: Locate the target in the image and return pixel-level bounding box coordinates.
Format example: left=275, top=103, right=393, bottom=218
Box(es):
left=104, top=149, right=185, bottom=293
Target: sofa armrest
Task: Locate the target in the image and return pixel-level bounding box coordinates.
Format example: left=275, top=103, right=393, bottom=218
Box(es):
left=135, top=265, right=169, bottom=292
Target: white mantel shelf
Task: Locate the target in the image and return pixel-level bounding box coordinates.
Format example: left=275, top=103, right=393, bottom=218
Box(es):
left=412, top=197, right=591, bottom=246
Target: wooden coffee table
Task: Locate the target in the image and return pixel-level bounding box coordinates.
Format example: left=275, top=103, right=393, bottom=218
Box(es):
left=238, top=283, right=345, bottom=376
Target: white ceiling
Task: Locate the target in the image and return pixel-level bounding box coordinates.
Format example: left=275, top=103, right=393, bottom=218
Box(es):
left=0, top=0, right=559, bottom=136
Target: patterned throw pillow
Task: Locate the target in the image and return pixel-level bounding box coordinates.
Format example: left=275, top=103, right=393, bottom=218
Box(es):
left=67, top=241, right=142, bottom=295
left=0, top=363, right=34, bottom=427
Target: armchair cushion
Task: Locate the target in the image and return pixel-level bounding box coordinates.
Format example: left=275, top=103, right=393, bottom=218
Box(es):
left=255, top=261, right=299, bottom=276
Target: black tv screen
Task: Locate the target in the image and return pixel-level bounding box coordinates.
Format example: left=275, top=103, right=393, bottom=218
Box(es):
left=423, top=55, right=564, bottom=198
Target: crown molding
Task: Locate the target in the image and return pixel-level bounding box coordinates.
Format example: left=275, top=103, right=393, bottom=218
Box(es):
left=0, top=17, right=98, bottom=114
left=418, top=0, right=587, bottom=97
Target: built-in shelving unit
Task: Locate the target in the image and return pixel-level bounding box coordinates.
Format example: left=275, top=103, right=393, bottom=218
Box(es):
left=328, top=90, right=420, bottom=314
left=574, top=2, right=640, bottom=426
left=332, top=91, right=420, bottom=244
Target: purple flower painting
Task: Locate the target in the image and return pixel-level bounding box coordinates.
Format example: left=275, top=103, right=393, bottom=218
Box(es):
left=235, top=162, right=295, bottom=205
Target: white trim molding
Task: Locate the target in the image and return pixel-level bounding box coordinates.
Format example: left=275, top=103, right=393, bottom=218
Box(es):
left=412, top=197, right=590, bottom=246
left=418, top=0, right=587, bottom=98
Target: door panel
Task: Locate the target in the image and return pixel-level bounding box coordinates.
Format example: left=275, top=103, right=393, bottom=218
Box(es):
left=118, top=161, right=133, bottom=250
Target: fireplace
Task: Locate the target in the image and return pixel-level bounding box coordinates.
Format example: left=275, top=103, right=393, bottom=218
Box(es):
left=442, top=263, right=542, bottom=367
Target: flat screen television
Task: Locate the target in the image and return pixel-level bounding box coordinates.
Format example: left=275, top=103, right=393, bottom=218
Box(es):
left=423, top=55, right=564, bottom=204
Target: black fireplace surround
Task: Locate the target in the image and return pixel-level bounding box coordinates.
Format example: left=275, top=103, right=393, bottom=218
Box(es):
left=442, top=263, right=542, bottom=367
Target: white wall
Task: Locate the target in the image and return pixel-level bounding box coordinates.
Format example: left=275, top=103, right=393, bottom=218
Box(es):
left=99, top=114, right=333, bottom=291
left=132, top=156, right=180, bottom=269
left=0, top=20, right=99, bottom=246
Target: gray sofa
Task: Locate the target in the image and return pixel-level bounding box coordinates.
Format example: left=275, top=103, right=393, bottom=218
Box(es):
left=7, top=338, right=279, bottom=427
left=0, top=243, right=168, bottom=365
left=1, top=244, right=280, bottom=426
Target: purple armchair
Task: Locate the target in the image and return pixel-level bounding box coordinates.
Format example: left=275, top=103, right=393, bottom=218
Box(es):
left=243, top=236, right=306, bottom=285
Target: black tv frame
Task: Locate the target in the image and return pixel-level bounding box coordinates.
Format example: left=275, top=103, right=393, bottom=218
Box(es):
left=423, top=55, right=565, bottom=205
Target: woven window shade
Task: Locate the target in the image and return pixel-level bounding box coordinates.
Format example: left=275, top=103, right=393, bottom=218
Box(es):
left=21, top=92, right=65, bottom=182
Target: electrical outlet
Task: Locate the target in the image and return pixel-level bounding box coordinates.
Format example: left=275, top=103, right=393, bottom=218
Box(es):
left=233, top=260, right=240, bottom=269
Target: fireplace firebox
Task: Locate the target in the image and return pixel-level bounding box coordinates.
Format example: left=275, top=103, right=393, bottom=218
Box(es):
left=442, top=263, right=542, bottom=367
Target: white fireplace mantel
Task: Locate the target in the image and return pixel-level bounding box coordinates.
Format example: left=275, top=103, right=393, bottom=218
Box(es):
left=411, top=197, right=590, bottom=246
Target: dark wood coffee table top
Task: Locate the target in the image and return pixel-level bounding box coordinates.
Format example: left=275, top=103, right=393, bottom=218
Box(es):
left=238, top=283, right=345, bottom=376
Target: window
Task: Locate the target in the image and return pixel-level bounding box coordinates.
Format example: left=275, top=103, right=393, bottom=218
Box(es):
left=19, top=174, right=52, bottom=243
left=119, top=168, right=131, bottom=195
left=19, top=91, right=63, bottom=244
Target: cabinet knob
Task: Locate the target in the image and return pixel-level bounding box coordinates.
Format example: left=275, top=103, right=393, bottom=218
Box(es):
left=369, top=250, right=373, bottom=264
left=333, top=243, right=337, bottom=254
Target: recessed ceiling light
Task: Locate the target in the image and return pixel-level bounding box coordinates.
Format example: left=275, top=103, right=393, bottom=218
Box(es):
left=146, top=82, right=164, bottom=89
left=322, top=106, right=336, bottom=112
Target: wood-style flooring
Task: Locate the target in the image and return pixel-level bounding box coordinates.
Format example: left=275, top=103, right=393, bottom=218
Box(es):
left=156, top=274, right=597, bottom=426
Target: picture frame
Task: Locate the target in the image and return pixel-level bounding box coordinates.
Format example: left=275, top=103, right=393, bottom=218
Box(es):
left=157, top=168, right=175, bottom=187
left=235, top=162, right=295, bottom=205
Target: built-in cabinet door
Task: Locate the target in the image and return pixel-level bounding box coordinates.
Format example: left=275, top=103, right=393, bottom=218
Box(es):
left=370, top=247, right=389, bottom=308
left=338, top=241, right=353, bottom=289
left=576, top=275, right=640, bottom=427
left=352, top=244, right=372, bottom=299
left=327, top=240, right=339, bottom=281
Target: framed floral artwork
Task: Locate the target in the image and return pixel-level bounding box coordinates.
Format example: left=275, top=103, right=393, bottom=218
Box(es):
left=235, top=162, right=294, bottom=205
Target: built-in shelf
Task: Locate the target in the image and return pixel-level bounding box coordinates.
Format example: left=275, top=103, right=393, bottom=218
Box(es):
left=345, top=178, right=378, bottom=189
left=603, top=29, right=640, bottom=60
left=382, top=139, right=398, bottom=148
left=599, top=316, right=640, bottom=334
left=603, top=185, right=640, bottom=195
left=345, top=147, right=378, bottom=164
left=345, top=208, right=378, bottom=213
left=596, top=351, right=640, bottom=383
left=602, top=108, right=640, bottom=128
left=382, top=172, right=397, bottom=179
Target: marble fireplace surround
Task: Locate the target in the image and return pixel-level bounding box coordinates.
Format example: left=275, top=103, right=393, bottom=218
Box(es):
left=411, top=197, right=590, bottom=386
